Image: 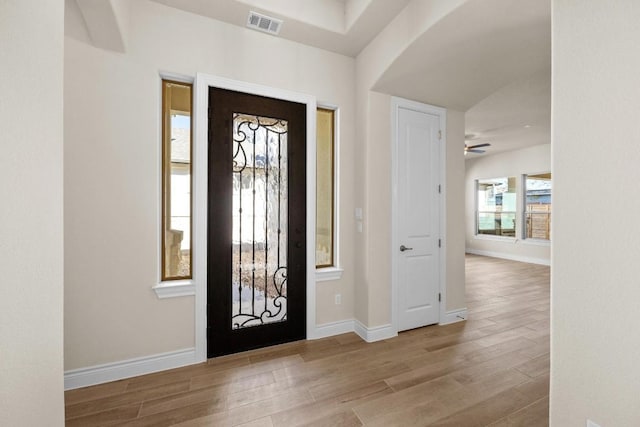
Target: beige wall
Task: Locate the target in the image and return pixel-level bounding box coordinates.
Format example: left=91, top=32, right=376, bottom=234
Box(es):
left=64, top=0, right=357, bottom=370
left=445, top=110, right=467, bottom=311
left=365, top=91, right=393, bottom=325
left=354, top=1, right=468, bottom=327
left=551, top=1, right=640, bottom=425
left=64, top=0, right=469, bottom=373
left=352, top=93, right=467, bottom=327
left=0, top=1, right=65, bottom=425
left=465, top=144, right=551, bottom=265
left=354, top=92, right=467, bottom=326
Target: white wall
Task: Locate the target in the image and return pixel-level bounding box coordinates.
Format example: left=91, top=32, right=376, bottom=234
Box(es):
left=465, top=144, right=551, bottom=265
left=551, top=1, right=640, bottom=425
left=0, top=1, right=65, bottom=425
left=64, top=0, right=356, bottom=370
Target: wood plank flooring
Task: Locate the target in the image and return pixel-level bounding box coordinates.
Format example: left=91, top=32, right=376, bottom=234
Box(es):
left=65, top=254, right=550, bottom=426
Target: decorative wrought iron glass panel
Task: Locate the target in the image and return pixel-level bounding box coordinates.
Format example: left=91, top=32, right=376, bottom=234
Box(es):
left=232, top=113, right=288, bottom=329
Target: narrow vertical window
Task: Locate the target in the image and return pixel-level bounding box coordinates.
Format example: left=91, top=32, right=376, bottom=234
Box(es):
left=162, top=80, right=192, bottom=280
left=316, top=108, right=335, bottom=268
left=524, top=173, right=552, bottom=240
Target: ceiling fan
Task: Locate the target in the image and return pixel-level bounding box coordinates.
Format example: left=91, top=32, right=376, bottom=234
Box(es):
left=464, top=142, right=491, bottom=155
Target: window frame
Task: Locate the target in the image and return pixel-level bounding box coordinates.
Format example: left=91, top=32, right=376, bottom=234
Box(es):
left=161, top=79, right=193, bottom=282
left=315, top=104, right=343, bottom=282
left=154, top=77, right=196, bottom=298
left=475, top=177, right=518, bottom=240
left=522, top=172, right=552, bottom=242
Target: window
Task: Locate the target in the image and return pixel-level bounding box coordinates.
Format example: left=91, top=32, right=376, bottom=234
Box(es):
left=161, top=80, right=192, bottom=280
left=524, top=173, right=552, bottom=240
left=476, top=177, right=517, bottom=237
left=316, top=108, right=335, bottom=268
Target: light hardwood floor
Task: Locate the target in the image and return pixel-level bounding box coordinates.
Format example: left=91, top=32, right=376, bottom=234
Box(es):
left=65, top=255, right=550, bottom=426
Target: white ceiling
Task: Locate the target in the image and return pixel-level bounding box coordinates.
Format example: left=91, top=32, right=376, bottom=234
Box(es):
left=148, top=0, right=551, bottom=158
left=373, top=0, right=550, bottom=110
left=370, top=0, right=551, bottom=159
left=465, top=67, right=550, bottom=157
left=149, top=0, right=410, bottom=56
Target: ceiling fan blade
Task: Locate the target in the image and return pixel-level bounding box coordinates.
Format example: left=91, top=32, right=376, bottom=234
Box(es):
left=467, top=143, right=491, bottom=149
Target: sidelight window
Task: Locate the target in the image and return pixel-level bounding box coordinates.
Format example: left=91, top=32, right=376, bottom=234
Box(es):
left=316, top=108, right=336, bottom=269
left=161, top=80, right=192, bottom=280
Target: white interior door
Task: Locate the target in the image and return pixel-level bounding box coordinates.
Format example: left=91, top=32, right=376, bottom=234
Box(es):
left=396, top=105, right=441, bottom=331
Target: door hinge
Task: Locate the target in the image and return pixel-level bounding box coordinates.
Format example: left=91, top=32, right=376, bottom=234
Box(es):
left=438, top=184, right=441, bottom=194
left=438, top=239, right=441, bottom=248
left=438, top=293, right=441, bottom=302
left=438, top=130, right=442, bottom=140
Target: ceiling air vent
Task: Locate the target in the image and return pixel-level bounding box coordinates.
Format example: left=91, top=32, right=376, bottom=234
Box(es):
left=247, top=11, right=283, bottom=36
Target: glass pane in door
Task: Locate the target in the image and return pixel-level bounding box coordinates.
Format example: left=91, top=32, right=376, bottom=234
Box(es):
left=232, top=113, right=288, bottom=329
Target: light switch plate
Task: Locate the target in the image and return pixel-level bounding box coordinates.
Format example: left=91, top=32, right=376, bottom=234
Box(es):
left=355, top=208, right=363, bottom=220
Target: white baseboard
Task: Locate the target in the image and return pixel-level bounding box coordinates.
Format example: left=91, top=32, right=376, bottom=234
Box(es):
left=64, top=318, right=419, bottom=389
left=465, top=248, right=550, bottom=266
left=440, top=308, right=468, bottom=325
left=354, top=320, right=397, bottom=342
left=312, top=319, right=397, bottom=343
left=64, top=348, right=198, bottom=390
left=313, top=319, right=355, bottom=339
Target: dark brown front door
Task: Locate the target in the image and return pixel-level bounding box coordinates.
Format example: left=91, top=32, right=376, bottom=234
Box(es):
left=207, top=87, right=306, bottom=358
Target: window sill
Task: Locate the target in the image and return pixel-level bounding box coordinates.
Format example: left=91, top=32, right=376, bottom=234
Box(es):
left=474, top=234, right=517, bottom=243
left=153, top=280, right=195, bottom=299
left=316, top=267, right=343, bottom=282
left=522, top=238, right=551, bottom=247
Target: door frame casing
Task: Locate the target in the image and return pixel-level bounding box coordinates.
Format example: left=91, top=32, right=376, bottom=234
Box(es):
left=390, top=96, right=447, bottom=334
left=194, top=73, right=317, bottom=362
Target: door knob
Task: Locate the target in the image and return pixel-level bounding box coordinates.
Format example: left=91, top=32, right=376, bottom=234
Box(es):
left=400, top=245, right=413, bottom=252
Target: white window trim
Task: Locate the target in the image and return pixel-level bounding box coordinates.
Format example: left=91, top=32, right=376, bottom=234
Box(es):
left=153, top=280, right=195, bottom=298
left=474, top=234, right=517, bottom=243
left=315, top=102, right=342, bottom=282
left=521, top=238, right=551, bottom=247
left=155, top=72, right=196, bottom=299
left=316, top=267, right=344, bottom=282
